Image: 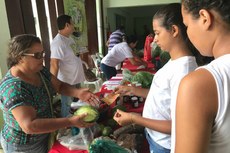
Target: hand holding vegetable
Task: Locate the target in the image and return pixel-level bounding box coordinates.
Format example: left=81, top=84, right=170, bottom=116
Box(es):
left=69, top=113, right=95, bottom=128
left=74, top=105, right=99, bottom=123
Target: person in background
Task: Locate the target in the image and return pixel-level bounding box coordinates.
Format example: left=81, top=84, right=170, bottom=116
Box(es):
left=113, top=3, right=198, bottom=153
left=0, top=34, right=98, bottom=153
left=101, top=35, right=147, bottom=80
left=106, top=25, right=126, bottom=51
left=50, top=14, right=85, bottom=117
left=174, top=1, right=230, bottom=153
left=106, top=25, right=127, bottom=71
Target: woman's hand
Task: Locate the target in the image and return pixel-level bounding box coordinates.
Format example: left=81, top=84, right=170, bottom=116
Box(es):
left=113, top=109, right=135, bottom=126
left=77, top=88, right=100, bottom=107
left=69, top=113, right=95, bottom=128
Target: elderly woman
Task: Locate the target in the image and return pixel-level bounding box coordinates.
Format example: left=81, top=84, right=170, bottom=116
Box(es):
left=0, top=34, right=98, bottom=153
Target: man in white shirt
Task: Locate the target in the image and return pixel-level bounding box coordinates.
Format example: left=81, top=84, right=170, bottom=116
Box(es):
left=50, top=15, right=85, bottom=117
left=101, top=35, right=147, bottom=80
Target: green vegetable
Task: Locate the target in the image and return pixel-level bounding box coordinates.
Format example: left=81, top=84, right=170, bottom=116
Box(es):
left=74, top=105, right=99, bottom=123
left=102, top=126, right=113, bottom=136
left=122, top=69, right=133, bottom=82
left=112, top=105, right=126, bottom=116
left=151, top=45, right=162, bottom=60
left=98, top=124, right=105, bottom=132
left=160, top=51, right=170, bottom=66
left=106, top=118, right=118, bottom=128
left=131, top=71, right=154, bottom=88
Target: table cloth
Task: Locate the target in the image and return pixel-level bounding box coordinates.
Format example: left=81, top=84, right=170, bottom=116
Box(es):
left=122, top=59, right=155, bottom=73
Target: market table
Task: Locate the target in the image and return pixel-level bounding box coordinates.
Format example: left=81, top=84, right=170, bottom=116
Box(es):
left=100, top=75, right=123, bottom=93
left=49, top=102, right=149, bottom=153
left=49, top=74, right=150, bottom=153
left=49, top=100, right=149, bottom=153
left=122, top=59, right=155, bottom=73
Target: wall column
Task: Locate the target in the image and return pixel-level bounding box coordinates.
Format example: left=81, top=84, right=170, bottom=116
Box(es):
left=96, top=0, right=104, bottom=54
left=0, top=0, right=11, bottom=79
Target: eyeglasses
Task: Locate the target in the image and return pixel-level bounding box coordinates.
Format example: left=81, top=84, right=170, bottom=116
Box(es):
left=23, top=51, right=45, bottom=59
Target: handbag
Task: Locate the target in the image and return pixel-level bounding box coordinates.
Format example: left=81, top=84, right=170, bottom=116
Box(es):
left=39, top=72, right=57, bottom=150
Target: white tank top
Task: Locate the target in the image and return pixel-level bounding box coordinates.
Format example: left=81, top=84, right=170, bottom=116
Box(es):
left=202, top=54, right=230, bottom=153
left=171, top=54, right=230, bottom=153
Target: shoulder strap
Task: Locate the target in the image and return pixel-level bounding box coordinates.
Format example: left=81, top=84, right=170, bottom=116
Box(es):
left=39, top=72, right=54, bottom=117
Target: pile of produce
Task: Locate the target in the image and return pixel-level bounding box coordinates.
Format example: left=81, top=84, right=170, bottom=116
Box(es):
left=131, top=71, right=153, bottom=88
left=73, top=98, right=145, bottom=152
left=122, top=69, right=154, bottom=88
left=113, top=124, right=145, bottom=152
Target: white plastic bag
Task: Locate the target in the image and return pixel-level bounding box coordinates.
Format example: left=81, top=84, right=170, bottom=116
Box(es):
left=57, top=127, right=94, bottom=150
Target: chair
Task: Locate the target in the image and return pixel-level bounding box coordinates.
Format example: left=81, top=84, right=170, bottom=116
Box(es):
left=91, top=54, right=104, bottom=78
left=96, top=53, right=104, bottom=59
left=82, top=61, right=103, bottom=92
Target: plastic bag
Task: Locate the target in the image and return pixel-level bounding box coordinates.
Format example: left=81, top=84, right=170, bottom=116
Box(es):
left=57, top=126, right=94, bottom=150
left=80, top=127, right=94, bottom=147
left=70, top=100, right=89, bottom=110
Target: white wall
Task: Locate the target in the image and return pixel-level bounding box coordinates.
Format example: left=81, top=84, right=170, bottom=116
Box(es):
left=0, top=0, right=10, bottom=79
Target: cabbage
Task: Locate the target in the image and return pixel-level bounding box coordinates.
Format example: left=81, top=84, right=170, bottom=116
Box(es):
left=74, top=106, right=99, bottom=123
left=131, top=71, right=153, bottom=88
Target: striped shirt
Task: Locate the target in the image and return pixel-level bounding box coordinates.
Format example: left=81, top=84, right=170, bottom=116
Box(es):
left=108, top=29, right=125, bottom=50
